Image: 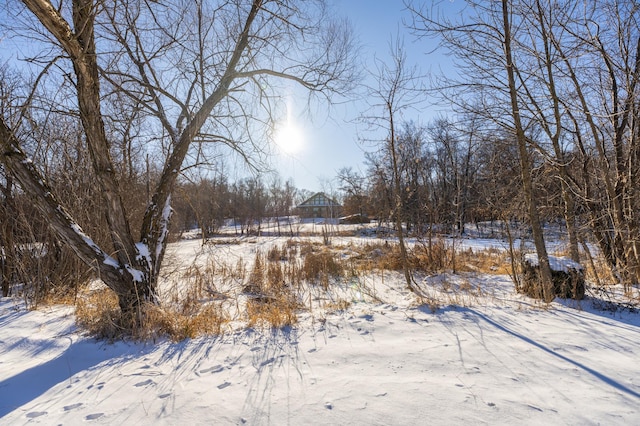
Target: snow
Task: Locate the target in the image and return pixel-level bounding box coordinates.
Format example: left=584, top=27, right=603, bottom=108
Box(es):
left=155, top=194, right=173, bottom=265
left=135, top=242, right=151, bottom=261
left=524, top=253, right=584, bottom=273
left=1, top=235, right=639, bottom=425
left=69, top=222, right=119, bottom=270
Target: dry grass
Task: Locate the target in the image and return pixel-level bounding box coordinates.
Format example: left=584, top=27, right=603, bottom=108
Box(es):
left=140, top=303, right=228, bottom=341
left=245, top=296, right=300, bottom=329
left=324, top=298, right=351, bottom=312
left=342, top=240, right=510, bottom=276
left=71, top=237, right=518, bottom=340
left=75, top=287, right=228, bottom=342
left=240, top=249, right=304, bottom=329
left=412, top=239, right=451, bottom=272
left=74, top=288, right=123, bottom=339
left=302, top=249, right=344, bottom=287
left=455, top=247, right=512, bottom=275
left=345, top=242, right=402, bottom=271
left=582, top=253, right=617, bottom=288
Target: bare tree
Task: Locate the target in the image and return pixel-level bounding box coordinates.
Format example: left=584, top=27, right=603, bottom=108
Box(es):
left=0, top=0, right=356, bottom=322
left=409, top=0, right=555, bottom=299
left=500, top=0, right=554, bottom=299
left=426, top=117, right=479, bottom=235
left=337, top=167, right=368, bottom=219
left=555, top=1, right=640, bottom=286
left=365, top=38, right=423, bottom=292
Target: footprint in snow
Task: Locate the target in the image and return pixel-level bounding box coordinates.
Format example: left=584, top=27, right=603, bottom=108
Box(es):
left=217, top=381, right=231, bottom=390
left=199, top=365, right=224, bottom=374
left=259, top=357, right=275, bottom=367
left=87, top=381, right=105, bottom=390
left=134, top=379, right=155, bottom=387
left=86, top=413, right=104, bottom=420
left=63, top=402, right=83, bottom=411
left=26, top=411, right=47, bottom=419
left=133, top=365, right=164, bottom=376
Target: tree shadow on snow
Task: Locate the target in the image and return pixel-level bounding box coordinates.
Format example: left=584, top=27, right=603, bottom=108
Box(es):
left=419, top=305, right=640, bottom=401
left=240, top=326, right=305, bottom=423
left=0, top=337, right=144, bottom=418
left=554, top=295, right=640, bottom=328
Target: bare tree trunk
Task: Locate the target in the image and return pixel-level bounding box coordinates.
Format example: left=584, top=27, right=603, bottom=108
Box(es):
left=501, top=0, right=553, bottom=301
left=531, top=0, right=580, bottom=262
left=0, top=175, right=15, bottom=297
left=1, top=117, right=131, bottom=298
left=388, top=108, right=413, bottom=290
left=20, top=0, right=150, bottom=313
left=137, top=0, right=262, bottom=293
left=16, top=0, right=263, bottom=313
left=554, top=34, right=626, bottom=280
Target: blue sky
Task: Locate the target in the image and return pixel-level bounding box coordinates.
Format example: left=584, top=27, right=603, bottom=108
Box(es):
left=271, top=0, right=459, bottom=192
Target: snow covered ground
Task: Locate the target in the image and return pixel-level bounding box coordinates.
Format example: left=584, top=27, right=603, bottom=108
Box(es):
left=1, top=234, right=640, bottom=425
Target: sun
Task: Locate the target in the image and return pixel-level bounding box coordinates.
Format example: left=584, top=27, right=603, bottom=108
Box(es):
left=274, top=122, right=303, bottom=154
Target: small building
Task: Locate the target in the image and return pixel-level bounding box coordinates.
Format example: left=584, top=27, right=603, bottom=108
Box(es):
left=295, top=192, right=342, bottom=219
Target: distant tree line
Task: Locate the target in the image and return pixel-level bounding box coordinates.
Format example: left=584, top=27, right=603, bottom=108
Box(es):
left=337, top=118, right=528, bottom=236
left=172, top=173, right=298, bottom=238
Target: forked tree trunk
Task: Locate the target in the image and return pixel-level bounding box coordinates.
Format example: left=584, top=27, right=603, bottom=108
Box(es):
left=8, top=0, right=262, bottom=319
left=0, top=116, right=148, bottom=314
left=18, top=0, right=153, bottom=315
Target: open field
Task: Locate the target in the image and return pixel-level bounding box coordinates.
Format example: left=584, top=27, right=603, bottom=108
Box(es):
left=1, top=229, right=640, bottom=425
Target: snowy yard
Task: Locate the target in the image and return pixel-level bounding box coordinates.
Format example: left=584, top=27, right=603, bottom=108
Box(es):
left=1, top=234, right=639, bottom=425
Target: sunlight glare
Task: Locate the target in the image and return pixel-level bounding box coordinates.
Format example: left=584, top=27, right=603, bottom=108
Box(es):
left=274, top=122, right=304, bottom=155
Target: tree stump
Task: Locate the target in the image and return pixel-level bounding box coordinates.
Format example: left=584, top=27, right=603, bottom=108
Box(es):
left=520, top=254, right=585, bottom=300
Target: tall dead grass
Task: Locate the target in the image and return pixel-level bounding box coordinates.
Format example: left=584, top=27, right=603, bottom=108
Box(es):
left=343, top=240, right=510, bottom=275
left=73, top=237, right=516, bottom=340
left=242, top=248, right=303, bottom=329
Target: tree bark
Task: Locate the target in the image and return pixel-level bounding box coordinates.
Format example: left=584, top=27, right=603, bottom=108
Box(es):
left=501, top=0, right=553, bottom=301
left=138, top=0, right=262, bottom=292
left=16, top=0, right=264, bottom=312
left=20, top=0, right=149, bottom=312
left=532, top=0, right=580, bottom=262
